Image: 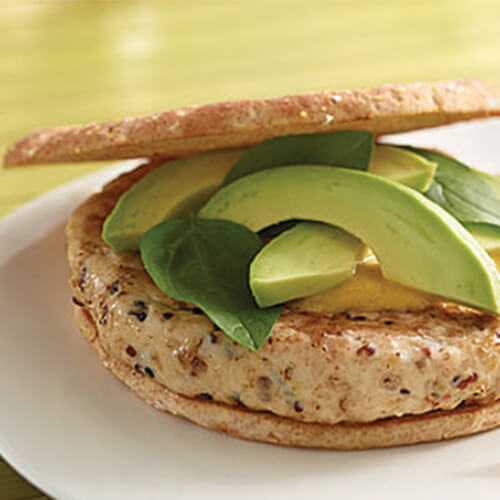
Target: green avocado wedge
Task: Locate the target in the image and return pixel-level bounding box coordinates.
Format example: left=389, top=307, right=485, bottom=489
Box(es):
left=200, top=166, right=500, bottom=313
left=248, top=144, right=436, bottom=306
left=370, top=145, right=437, bottom=192
left=102, top=148, right=247, bottom=252
left=250, top=222, right=365, bottom=307
left=464, top=222, right=500, bottom=255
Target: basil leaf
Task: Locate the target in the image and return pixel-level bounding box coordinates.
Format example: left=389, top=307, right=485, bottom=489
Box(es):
left=463, top=222, right=500, bottom=253
left=222, top=131, right=373, bottom=185
left=140, top=214, right=282, bottom=351
left=398, top=146, right=500, bottom=226
left=477, top=170, right=500, bottom=198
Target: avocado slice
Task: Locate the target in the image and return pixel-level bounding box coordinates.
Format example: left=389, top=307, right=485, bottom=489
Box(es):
left=464, top=222, right=500, bottom=255
left=250, top=222, right=365, bottom=307
left=102, top=148, right=247, bottom=252
left=200, top=166, right=500, bottom=313
left=370, top=145, right=437, bottom=192
left=250, top=145, right=436, bottom=305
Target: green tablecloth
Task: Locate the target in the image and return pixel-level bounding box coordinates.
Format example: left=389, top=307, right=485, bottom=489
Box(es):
left=1, top=0, right=499, bottom=497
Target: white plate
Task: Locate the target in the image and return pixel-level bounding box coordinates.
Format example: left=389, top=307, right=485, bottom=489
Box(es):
left=1, top=120, right=500, bottom=500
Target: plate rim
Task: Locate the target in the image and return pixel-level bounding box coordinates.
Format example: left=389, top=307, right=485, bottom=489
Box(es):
left=0, top=159, right=143, bottom=499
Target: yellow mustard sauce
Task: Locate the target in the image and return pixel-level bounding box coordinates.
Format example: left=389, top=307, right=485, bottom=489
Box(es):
left=290, top=253, right=500, bottom=315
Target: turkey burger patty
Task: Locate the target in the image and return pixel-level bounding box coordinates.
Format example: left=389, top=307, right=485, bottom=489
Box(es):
left=66, top=161, right=500, bottom=443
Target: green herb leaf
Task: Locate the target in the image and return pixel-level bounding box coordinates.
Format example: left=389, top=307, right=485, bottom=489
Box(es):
left=463, top=222, right=500, bottom=253
left=477, top=170, right=500, bottom=198
left=140, top=214, right=282, bottom=351
left=398, top=147, right=500, bottom=226
left=222, top=131, right=373, bottom=185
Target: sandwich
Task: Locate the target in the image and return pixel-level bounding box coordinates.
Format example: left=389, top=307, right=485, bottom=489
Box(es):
left=4, top=79, right=500, bottom=450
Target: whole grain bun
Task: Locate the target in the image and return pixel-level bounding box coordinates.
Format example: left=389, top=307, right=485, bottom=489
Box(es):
left=4, top=79, right=500, bottom=167
left=75, top=306, right=500, bottom=449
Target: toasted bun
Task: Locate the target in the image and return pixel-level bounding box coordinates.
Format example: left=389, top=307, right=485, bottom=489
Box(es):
left=75, top=305, right=500, bottom=450
left=5, top=79, right=500, bottom=167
